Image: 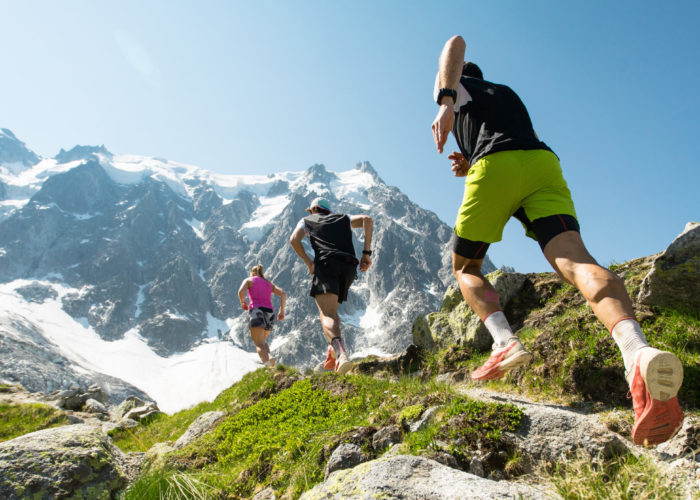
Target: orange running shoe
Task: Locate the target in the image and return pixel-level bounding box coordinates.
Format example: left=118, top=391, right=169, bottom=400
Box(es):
left=627, top=347, right=684, bottom=446
left=323, top=345, right=336, bottom=370
left=471, top=337, right=532, bottom=381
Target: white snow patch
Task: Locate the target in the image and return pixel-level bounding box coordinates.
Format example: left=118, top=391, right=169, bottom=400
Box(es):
left=0, top=280, right=261, bottom=413
left=239, top=194, right=290, bottom=241
left=331, top=170, right=375, bottom=208
left=186, top=218, right=205, bottom=239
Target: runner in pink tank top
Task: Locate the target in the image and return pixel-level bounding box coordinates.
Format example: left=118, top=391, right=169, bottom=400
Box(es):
left=247, top=276, right=273, bottom=310
left=237, top=265, right=286, bottom=367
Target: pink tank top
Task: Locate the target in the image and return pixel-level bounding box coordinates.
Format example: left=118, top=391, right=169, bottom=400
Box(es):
left=247, top=276, right=273, bottom=310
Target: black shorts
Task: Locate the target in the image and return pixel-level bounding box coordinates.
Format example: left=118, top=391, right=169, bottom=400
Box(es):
left=453, top=212, right=580, bottom=259
left=249, top=307, right=274, bottom=330
left=310, top=258, right=357, bottom=303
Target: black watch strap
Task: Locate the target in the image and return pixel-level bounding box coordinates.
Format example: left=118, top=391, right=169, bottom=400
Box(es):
left=437, top=88, right=457, bottom=105
left=362, top=250, right=372, bottom=256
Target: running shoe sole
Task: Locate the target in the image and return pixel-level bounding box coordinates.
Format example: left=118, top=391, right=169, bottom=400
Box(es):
left=498, top=350, right=533, bottom=372
left=638, top=350, right=684, bottom=401
left=335, top=358, right=354, bottom=375
left=471, top=345, right=532, bottom=381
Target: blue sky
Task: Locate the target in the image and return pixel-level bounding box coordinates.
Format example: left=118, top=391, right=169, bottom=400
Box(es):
left=2, top=1, right=698, bottom=272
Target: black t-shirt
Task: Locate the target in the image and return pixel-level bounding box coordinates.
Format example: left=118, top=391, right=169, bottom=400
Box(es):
left=303, top=213, right=358, bottom=264
left=453, top=76, right=553, bottom=164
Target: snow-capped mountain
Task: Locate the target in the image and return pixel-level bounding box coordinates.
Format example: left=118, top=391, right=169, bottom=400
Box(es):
left=0, top=129, right=495, bottom=412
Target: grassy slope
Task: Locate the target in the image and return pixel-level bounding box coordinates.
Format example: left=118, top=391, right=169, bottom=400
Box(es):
left=111, top=255, right=697, bottom=499
left=7, top=254, right=695, bottom=499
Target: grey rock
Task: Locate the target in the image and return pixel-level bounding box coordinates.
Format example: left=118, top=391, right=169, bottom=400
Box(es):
left=463, top=388, right=628, bottom=467
left=124, top=402, right=161, bottom=421
left=413, top=271, right=526, bottom=351
left=408, top=405, right=440, bottom=433
left=116, top=396, right=147, bottom=418
left=301, top=454, right=551, bottom=499
left=655, top=417, right=699, bottom=461
left=638, top=222, right=700, bottom=310
left=469, top=457, right=486, bottom=477
left=324, top=443, right=367, bottom=479
left=174, top=410, right=226, bottom=449
left=119, top=418, right=139, bottom=429
left=84, top=398, right=108, bottom=414
left=0, top=424, right=128, bottom=499
left=252, top=487, right=276, bottom=500
left=372, top=424, right=402, bottom=451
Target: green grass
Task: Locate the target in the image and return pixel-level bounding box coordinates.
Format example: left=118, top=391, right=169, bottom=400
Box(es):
left=109, top=366, right=288, bottom=452
left=0, top=402, right=70, bottom=442
left=552, top=452, right=684, bottom=499
left=112, top=368, right=524, bottom=499
left=121, top=469, right=216, bottom=500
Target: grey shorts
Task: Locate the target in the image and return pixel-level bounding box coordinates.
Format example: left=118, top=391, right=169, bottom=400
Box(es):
left=249, top=307, right=274, bottom=330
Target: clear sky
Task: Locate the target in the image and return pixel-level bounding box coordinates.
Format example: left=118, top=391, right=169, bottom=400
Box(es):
left=2, top=1, right=698, bottom=272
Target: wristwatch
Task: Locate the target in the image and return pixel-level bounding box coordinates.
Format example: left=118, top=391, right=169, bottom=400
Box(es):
left=436, top=88, right=457, bottom=105
left=362, top=250, right=372, bottom=256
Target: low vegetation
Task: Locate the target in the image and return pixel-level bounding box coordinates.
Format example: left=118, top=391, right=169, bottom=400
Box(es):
left=7, top=255, right=697, bottom=498
left=0, top=402, right=70, bottom=442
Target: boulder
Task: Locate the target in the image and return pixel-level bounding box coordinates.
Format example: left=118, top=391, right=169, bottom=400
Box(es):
left=301, top=454, right=551, bottom=499
left=174, top=410, right=226, bottom=449
left=116, top=396, right=147, bottom=418
left=324, top=443, right=367, bottom=479
left=123, top=402, right=161, bottom=421
left=84, top=398, right=109, bottom=414
left=372, top=425, right=402, bottom=452
left=638, top=222, right=700, bottom=310
left=413, top=271, right=526, bottom=351
left=0, top=424, right=128, bottom=499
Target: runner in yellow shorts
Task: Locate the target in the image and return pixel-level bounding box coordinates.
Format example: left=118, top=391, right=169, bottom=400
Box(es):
left=431, top=35, right=684, bottom=447
left=455, top=148, right=578, bottom=250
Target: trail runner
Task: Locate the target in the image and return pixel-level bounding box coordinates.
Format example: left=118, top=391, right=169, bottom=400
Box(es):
left=289, top=197, right=373, bottom=375
left=238, top=264, right=286, bottom=367
left=431, top=35, right=684, bottom=445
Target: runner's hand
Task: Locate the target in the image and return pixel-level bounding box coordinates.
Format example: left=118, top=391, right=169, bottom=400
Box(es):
left=448, top=151, right=470, bottom=177
left=241, top=302, right=248, bottom=311
left=432, top=103, right=454, bottom=154
left=306, top=261, right=314, bottom=276
left=277, top=311, right=284, bottom=321
left=360, top=254, right=371, bottom=272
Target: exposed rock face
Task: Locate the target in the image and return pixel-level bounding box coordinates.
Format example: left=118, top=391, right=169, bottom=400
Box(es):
left=0, top=311, right=149, bottom=405
left=174, top=410, right=226, bottom=449
left=324, top=443, right=367, bottom=479
left=0, top=424, right=129, bottom=499
left=412, top=271, right=526, bottom=351
left=0, top=133, right=496, bottom=384
left=638, top=222, right=700, bottom=311
left=300, top=454, right=550, bottom=500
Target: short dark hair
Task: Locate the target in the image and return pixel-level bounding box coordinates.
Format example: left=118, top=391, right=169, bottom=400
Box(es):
left=313, top=207, right=331, bottom=216
left=462, top=62, right=483, bottom=80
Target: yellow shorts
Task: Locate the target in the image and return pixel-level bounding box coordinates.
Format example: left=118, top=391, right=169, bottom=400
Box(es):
left=454, top=149, right=577, bottom=243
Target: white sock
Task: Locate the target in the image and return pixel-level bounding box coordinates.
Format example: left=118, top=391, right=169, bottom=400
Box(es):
left=484, top=311, right=515, bottom=348
left=611, top=319, right=649, bottom=373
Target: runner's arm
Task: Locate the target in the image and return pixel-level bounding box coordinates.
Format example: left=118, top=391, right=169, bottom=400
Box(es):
left=432, top=35, right=465, bottom=154
left=350, top=215, right=373, bottom=271
left=237, top=278, right=252, bottom=310
left=271, top=285, right=286, bottom=320
left=289, top=226, right=314, bottom=275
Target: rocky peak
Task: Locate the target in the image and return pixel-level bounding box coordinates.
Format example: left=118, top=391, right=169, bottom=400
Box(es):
left=0, top=128, right=41, bottom=170
left=55, top=144, right=112, bottom=164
